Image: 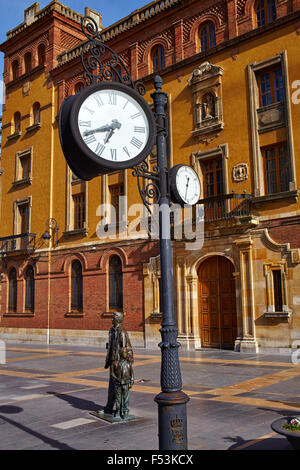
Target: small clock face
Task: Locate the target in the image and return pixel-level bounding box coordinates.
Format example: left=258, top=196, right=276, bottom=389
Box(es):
left=170, top=165, right=201, bottom=206
left=72, top=83, right=154, bottom=167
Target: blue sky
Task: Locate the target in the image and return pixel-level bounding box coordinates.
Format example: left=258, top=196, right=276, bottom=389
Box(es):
left=0, top=0, right=149, bottom=78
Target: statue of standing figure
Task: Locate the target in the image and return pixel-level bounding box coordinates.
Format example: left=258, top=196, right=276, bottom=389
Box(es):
left=111, top=347, right=134, bottom=419
left=103, top=311, right=134, bottom=419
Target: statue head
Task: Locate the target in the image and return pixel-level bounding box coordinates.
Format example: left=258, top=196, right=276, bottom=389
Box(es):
left=120, top=347, right=128, bottom=360
left=112, top=311, right=124, bottom=327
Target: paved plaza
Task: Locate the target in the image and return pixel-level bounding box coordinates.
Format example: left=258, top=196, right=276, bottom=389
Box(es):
left=0, top=341, right=299, bottom=452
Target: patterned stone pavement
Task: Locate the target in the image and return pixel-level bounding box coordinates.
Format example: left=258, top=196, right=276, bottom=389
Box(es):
left=0, top=342, right=299, bottom=452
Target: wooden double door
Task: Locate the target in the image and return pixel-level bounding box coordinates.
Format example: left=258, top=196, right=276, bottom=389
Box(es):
left=198, top=256, right=237, bottom=349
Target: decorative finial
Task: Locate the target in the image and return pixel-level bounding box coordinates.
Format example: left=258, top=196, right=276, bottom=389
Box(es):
left=154, top=75, right=163, bottom=91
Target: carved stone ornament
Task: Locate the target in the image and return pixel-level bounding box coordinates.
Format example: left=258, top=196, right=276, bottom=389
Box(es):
left=22, top=81, right=30, bottom=96
left=188, top=62, right=224, bottom=85
left=232, top=163, right=249, bottom=182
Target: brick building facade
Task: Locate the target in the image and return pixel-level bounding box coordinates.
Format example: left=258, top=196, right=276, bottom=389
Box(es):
left=0, top=0, right=300, bottom=351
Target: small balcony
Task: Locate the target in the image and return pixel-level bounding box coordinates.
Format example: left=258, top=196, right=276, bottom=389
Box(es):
left=197, top=192, right=252, bottom=223
left=0, top=233, right=36, bottom=255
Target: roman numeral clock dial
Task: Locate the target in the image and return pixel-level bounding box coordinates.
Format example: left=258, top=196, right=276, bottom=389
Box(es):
left=169, top=164, right=201, bottom=207
left=59, top=82, right=156, bottom=180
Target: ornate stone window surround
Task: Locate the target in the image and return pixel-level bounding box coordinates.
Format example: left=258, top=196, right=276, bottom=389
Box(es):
left=14, top=147, right=33, bottom=186
left=263, top=261, right=291, bottom=318
left=188, top=62, right=224, bottom=143
left=247, top=51, right=297, bottom=200
left=191, top=143, right=229, bottom=199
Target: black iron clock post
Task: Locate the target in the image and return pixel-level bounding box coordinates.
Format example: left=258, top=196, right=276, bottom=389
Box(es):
left=151, top=76, right=189, bottom=450
left=58, top=15, right=190, bottom=451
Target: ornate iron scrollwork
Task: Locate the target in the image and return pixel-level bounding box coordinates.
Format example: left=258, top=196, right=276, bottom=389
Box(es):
left=80, top=16, right=146, bottom=96
left=132, top=161, right=160, bottom=214
left=132, top=161, right=160, bottom=236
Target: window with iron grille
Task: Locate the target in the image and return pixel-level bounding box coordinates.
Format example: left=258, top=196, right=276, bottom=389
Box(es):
left=25, top=265, right=34, bottom=312
left=109, top=256, right=123, bottom=310
left=8, top=268, right=17, bottom=312
left=71, top=260, right=83, bottom=311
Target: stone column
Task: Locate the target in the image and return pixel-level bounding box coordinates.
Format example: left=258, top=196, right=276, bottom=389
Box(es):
left=187, top=274, right=201, bottom=349
left=234, top=238, right=258, bottom=352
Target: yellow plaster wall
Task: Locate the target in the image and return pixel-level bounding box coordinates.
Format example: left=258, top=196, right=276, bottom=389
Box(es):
left=0, top=73, right=53, bottom=240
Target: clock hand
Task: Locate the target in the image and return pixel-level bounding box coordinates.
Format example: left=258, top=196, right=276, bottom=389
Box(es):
left=110, top=119, right=122, bottom=130
left=104, top=128, right=114, bottom=144
left=83, top=124, right=111, bottom=137
left=104, top=119, right=122, bottom=143
left=83, top=119, right=121, bottom=137
left=185, top=177, right=190, bottom=200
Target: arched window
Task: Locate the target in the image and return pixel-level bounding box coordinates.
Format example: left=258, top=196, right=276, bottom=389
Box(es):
left=8, top=268, right=17, bottom=312
left=71, top=260, right=83, bottom=311
left=12, top=60, right=19, bottom=80
left=109, top=256, right=123, bottom=310
left=199, top=22, right=216, bottom=51
left=24, top=52, right=32, bottom=74
left=33, top=102, right=40, bottom=124
left=151, top=45, right=165, bottom=73
left=37, top=44, right=45, bottom=66
left=13, top=111, right=21, bottom=134
left=25, top=266, right=34, bottom=312
left=255, top=0, right=277, bottom=27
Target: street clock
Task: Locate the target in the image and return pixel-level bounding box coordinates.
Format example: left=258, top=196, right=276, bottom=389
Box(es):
left=59, top=82, right=156, bottom=180
left=169, top=164, right=201, bottom=206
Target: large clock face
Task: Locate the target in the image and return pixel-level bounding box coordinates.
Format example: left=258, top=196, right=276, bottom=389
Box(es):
left=67, top=82, right=156, bottom=176
left=78, top=87, right=150, bottom=162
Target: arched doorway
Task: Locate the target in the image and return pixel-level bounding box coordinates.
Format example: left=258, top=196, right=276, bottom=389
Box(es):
left=198, top=256, right=237, bottom=349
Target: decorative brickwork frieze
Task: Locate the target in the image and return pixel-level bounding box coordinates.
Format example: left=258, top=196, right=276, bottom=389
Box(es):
left=183, top=1, right=227, bottom=44
left=60, top=30, right=82, bottom=51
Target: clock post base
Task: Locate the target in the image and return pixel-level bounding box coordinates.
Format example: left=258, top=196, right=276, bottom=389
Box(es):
left=155, top=391, right=189, bottom=450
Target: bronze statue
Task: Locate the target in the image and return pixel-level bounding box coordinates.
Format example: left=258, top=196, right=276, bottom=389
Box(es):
left=103, top=311, right=134, bottom=417
left=111, top=346, right=134, bottom=419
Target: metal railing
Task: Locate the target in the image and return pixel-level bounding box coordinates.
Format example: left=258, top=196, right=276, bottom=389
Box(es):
left=197, top=192, right=251, bottom=223
left=0, top=233, right=36, bottom=254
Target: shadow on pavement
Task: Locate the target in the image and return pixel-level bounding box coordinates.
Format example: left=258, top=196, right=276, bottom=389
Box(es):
left=0, top=405, right=23, bottom=414
left=47, top=391, right=103, bottom=412
left=225, top=435, right=294, bottom=450
left=0, top=414, right=75, bottom=450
